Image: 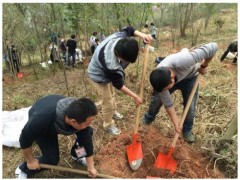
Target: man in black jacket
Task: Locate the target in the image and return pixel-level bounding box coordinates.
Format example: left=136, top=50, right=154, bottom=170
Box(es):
left=15, top=95, right=98, bottom=178
left=66, top=34, right=77, bottom=67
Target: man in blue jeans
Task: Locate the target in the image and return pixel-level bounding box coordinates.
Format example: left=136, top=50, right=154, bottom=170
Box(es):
left=142, top=43, right=218, bottom=143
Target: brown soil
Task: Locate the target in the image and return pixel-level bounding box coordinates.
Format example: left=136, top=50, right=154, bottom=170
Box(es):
left=95, top=127, right=224, bottom=178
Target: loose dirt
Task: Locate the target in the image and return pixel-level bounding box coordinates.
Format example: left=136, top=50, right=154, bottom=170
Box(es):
left=95, top=126, right=224, bottom=178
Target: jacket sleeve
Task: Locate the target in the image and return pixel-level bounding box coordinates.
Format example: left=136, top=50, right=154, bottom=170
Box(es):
left=160, top=90, right=173, bottom=108
left=105, top=70, right=125, bottom=90
left=121, top=26, right=136, bottom=37
left=177, top=42, right=218, bottom=69
left=75, top=127, right=94, bottom=157
left=19, top=122, right=35, bottom=149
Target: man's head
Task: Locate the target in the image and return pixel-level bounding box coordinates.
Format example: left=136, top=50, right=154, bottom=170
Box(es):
left=150, top=67, right=174, bottom=92
left=144, top=24, right=148, bottom=28
left=93, top=32, right=98, bottom=36
left=71, top=34, right=76, bottom=39
left=65, top=98, right=97, bottom=130
left=150, top=23, right=154, bottom=26
left=114, top=38, right=139, bottom=63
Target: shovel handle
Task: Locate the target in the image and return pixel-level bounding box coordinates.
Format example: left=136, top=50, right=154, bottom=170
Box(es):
left=134, top=44, right=150, bottom=134
left=171, top=74, right=201, bottom=148
left=40, top=163, right=119, bottom=179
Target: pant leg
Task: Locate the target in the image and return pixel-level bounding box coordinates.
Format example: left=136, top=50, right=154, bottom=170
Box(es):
left=19, top=133, right=59, bottom=176
left=72, top=52, right=76, bottom=67
left=110, top=83, right=117, bottom=113
left=179, top=76, right=199, bottom=133
left=91, top=81, right=115, bottom=128
left=143, top=91, right=163, bottom=122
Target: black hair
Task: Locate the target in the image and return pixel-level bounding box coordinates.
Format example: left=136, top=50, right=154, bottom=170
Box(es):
left=144, top=24, right=148, bottom=28
left=150, top=23, right=154, bottom=26
left=150, top=67, right=172, bottom=92
left=93, top=32, right=98, bottom=36
left=71, top=34, right=76, bottom=39
left=65, top=97, right=97, bottom=123
left=114, top=38, right=139, bottom=63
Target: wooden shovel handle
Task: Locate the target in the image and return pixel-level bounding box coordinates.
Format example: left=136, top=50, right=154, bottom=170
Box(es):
left=134, top=44, right=150, bottom=134
left=40, top=163, right=120, bottom=179
left=171, top=74, right=201, bottom=148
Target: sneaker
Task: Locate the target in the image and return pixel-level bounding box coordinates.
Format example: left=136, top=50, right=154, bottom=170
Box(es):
left=183, top=131, right=195, bottom=143
left=105, top=125, right=121, bottom=135
left=15, top=166, right=27, bottom=179
left=72, top=156, right=87, bottom=166
left=141, top=116, right=153, bottom=125
left=113, top=111, right=123, bottom=120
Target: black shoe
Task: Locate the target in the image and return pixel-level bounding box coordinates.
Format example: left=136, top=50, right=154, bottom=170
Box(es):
left=141, top=116, right=153, bottom=125
left=183, top=131, right=195, bottom=143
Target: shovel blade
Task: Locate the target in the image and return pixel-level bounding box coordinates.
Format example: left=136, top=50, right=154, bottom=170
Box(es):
left=17, top=72, right=23, bottom=78
left=154, top=152, right=177, bottom=174
left=126, top=134, right=143, bottom=170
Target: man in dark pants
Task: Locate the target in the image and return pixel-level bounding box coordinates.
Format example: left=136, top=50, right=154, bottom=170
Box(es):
left=220, top=40, right=238, bottom=64
left=15, top=95, right=98, bottom=178
left=66, top=34, right=77, bottom=67
left=142, top=43, right=218, bottom=143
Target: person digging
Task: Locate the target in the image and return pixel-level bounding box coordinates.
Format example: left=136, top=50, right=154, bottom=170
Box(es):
left=142, top=42, right=218, bottom=143
left=15, top=95, right=98, bottom=178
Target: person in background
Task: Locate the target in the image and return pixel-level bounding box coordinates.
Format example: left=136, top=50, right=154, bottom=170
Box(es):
left=88, top=26, right=152, bottom=135
left=66, top=34, right=77, bottom=68
left=142, top=43, right=218, bottom=143
left=99, top=31, right=106, bottom=43
left=59, top=39, right=67, bottom=65
left=220, top=40, right=238, bottom=64
left=90, top=32, right=98, bottom=55
left=15, top=95, right=98, bottom=179
left=150, top=23, right=158, bottom=41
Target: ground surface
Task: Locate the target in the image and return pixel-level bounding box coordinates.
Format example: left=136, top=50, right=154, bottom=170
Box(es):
left=3, top=57, right=236, bottom=178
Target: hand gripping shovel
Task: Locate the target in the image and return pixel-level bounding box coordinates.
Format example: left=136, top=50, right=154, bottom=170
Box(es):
left=126, top=44, right=150, bottom=170
left=154, top=74, right=201, bottom=173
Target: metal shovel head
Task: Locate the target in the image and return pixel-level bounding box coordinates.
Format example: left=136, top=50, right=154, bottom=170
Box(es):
left=154, top=147, right=177, bottom=174
left=17, top=72, right=23, bottom=78
left=126, top=133, right=143, bottom=170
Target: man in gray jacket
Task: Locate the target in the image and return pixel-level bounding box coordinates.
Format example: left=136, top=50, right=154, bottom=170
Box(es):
left=142, top=43, right=218, bottom=143
left=88, top=26, right=152, bottom=135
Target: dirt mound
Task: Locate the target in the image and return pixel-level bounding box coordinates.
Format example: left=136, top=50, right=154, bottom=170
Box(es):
left=95, top=127, right=224, bottom=178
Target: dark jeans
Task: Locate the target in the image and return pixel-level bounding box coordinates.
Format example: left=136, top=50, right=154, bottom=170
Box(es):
left=67, top=52, right=76, bottom=67
left=144, top=75, right=199, bottom=133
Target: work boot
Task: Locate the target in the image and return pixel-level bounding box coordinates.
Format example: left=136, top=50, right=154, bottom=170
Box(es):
left=183, top=131, right=195, bottom=143
left=141, top=115, right=153, bottom=125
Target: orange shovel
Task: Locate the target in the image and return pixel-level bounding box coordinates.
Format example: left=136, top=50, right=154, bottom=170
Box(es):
left=154, top=74, right=201, bottom=173
left=126, top=44, right=150, bottom=170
